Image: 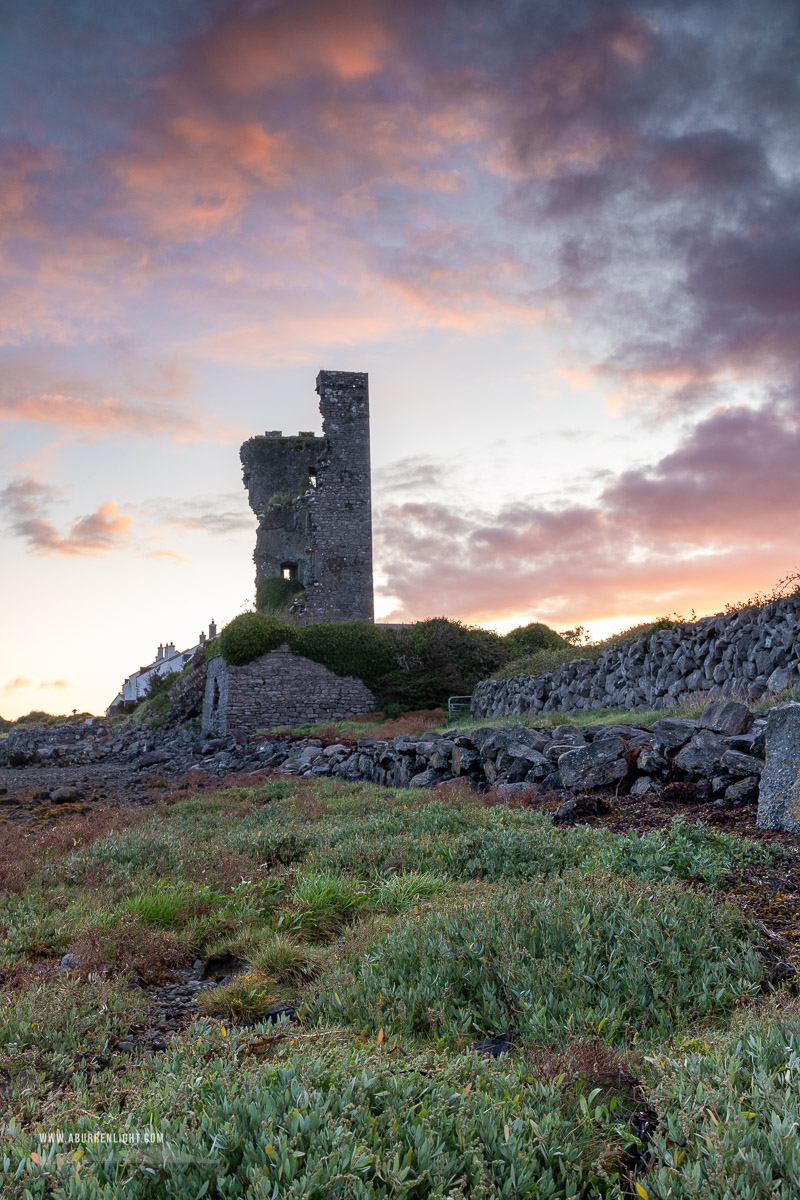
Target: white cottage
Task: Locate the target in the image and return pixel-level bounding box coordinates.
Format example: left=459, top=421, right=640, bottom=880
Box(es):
left=106, top=622, right=217, bottom=714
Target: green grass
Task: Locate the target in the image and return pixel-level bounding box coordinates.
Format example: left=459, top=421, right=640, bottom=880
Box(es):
left=0, top=775, right=796, bottom=1199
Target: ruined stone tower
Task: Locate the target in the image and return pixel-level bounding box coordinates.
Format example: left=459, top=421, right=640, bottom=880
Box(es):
left=240, top=370, right=374, bottom=623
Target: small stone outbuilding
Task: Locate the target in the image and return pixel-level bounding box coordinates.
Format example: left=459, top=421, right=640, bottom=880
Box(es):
left=201, top=645, right=376, bottom=737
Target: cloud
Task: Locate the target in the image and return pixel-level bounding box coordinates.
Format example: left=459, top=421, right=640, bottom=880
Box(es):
left=1, top=476, right=133, bottom=556
left=39, top=679, right=68, bottom=689
left=195, top=0, right=389, bottom=92
left=145, top=493, right=254, bottom=536
left=3, top=676, right=31, bottom=693
left=375, top=395, right=800, bottom=624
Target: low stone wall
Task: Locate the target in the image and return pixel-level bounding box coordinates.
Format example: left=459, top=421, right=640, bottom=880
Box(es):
left=0, top=721, right=105, bottom=767
left=253, top=697, right=768, bottom=812
left=202, top=645, right=376, bottom=737
left=473, top=598, right=800, bottom=719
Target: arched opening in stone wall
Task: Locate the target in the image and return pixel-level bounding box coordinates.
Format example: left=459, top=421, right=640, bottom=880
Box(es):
left=212, top=679, right=220, bottom=711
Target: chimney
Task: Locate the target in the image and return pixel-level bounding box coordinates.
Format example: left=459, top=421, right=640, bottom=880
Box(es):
left=156, top=643, right=163, bottom=661
left=199, top=631, right=206, bottom=645
left=208, top=620, right=217, bottom=640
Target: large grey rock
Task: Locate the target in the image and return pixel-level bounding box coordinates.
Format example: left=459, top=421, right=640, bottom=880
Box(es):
left=674, top=731, right=727, bottom=778
left=720, top=749, right=763, bottom=778
left=757, top=702, right=800, bottom=831
left=649, top=718, right=698, bottom=750
left=699, top=699, right=753, bottom=737
left=557, top=735, right=626, bottom=791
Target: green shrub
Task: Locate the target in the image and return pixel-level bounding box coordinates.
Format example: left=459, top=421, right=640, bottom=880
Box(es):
left=493, top=643, right=599, bottom=680
left=219, top=611, right=293, bottom=665
left=504, top=622, right=568, bottom=658
left=5, top=1040, right=638, bottom=1197
left=145, top=670, right=178, bottom=699
left=646, top=1001, right=800, bottom=1197
left=313, top=875, right=762, bottom=1046
left=381, top=617, right=507, bottom=710
left=294, top=620, right=395, bottom=686
left=256, top=575, right=304, bottom=614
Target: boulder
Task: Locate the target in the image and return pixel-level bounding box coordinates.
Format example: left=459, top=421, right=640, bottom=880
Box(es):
left=410, top=768, right=444, bottom=788
left=699, top=699, right=753, bottom=737
left=674, top=731, right=727, bottom=778
left=726, top=777, right=760, bottom=806
left=557, top=735, right=627, bottom=791
left=451, top=746, right=480, bottom=775
left=649, top=718, right=698, bottom=750
left=757, top=702, right=800, bottom=831
left=50, top=786, right=81, bottom=803
left=630, top=776, right=657, bottom=796
left=720, top=749, right=763, bottom=778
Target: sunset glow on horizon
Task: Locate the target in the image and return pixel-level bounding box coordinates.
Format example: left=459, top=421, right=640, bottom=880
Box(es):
left=1, top=0, right=799, bottom=718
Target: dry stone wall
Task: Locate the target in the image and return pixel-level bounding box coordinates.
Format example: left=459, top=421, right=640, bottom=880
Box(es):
left=201, top=645, right=376, bottom=737
left=473, top=598, right=800, bottom=720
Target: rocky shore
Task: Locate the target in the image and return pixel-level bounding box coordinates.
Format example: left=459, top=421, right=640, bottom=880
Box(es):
left=0, top=698, right=779, bottom=822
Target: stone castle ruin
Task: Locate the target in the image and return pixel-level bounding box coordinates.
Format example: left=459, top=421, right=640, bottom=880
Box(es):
left=201, top=370, right=377, bottom=737
left=240, top=370, right=374, bottom=623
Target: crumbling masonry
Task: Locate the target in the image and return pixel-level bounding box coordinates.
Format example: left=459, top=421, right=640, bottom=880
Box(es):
left=240, top=370, right=374, bottom=623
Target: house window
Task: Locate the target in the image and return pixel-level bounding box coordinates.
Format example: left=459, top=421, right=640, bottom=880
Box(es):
left=281, top=562, right=298, bottom=580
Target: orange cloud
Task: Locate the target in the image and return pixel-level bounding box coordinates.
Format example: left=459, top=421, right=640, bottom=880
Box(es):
left=3, top=676, right=31, bottom=693
left=1, top=478, right=133, bottom=556
left=204, top=0, right=388, bottom=92
left=115, top=112, right=290, bottom=240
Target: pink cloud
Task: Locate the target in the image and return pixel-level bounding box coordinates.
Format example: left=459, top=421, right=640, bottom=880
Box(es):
left=195, top=0, right=389, bottom=92
left=1, top=477, right=133, bottom=556
left=376, top=397, right=800, bottom=626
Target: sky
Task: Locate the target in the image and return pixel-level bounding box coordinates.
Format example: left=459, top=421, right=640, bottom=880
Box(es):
left=1, top=0, right=799, bottom=719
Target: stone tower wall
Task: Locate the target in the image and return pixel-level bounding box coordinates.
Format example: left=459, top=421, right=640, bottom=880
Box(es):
left=240, top=370, right=373, bottom=623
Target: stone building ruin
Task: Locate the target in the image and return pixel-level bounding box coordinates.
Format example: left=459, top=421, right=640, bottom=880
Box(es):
left=240, top=370, right=374, bottom=623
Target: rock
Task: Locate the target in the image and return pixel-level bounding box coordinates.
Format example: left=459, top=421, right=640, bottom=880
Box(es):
left=410, top=768, right=442, bottom=788
left=757, top=702, right=800, bottom=831
left=725, top=777, right=760, bottom=806
left=637, top=746, right=667, bottom=774
left=630, top=776, right=657, bottom=796
left=57, top=953, right=79, bottom=973
left=451, top=746, right=480, bottom=775
left=553, top=794, right=610, bottom=824
left=201, top=952, right=245, bottom=981
left=649, top=718, right=698, bottom=750
left=137, top=750, right=169, bottom=768
left=470, top=1031, right=515, bottom=1058
left=699, top=699, right=753, bottom=737
left=557, top=736, right=627, bottom=791
left=767, top=666, right=797, bottom=695
left=720, top=749, right=763, bottom=778
left=50, top=786, right=81, bottom=803
left=674, top=731, right=727, bottom=778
